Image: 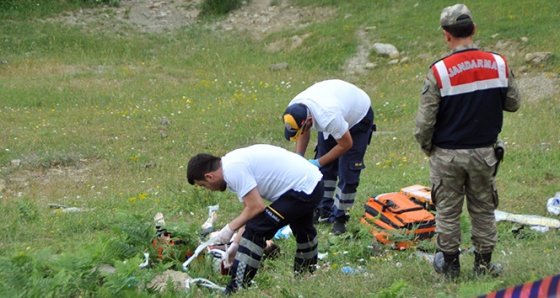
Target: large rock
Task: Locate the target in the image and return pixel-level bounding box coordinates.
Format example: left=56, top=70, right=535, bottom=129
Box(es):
left=148, top=270, right=192, bottom=292
left=525, top=52, right=552, bottom=64
left=373, top=43, right=400, bottom=59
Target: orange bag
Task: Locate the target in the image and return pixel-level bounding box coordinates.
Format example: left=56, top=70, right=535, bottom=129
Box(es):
left=400, top=184, right=436, bottom=211
left=360, top=192, right=436, bottom=250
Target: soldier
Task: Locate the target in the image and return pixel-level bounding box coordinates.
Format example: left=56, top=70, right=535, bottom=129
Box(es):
left=414, top=4, right=520, bottom=279
left=187, top=144, right=324, bottom=294
left=282, top=79, right=375, bottom=235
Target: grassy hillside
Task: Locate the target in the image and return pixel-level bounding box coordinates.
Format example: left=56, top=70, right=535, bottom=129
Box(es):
left=0, top=0, right=559, bottom=297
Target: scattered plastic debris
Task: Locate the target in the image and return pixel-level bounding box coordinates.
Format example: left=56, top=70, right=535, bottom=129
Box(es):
left=182, top=236, right=219, bottom=271
left=154, top=212, right=165, bottom=226
left=139, top=252, right=150, bottom=268
left=124, top=276, right=137, bottom=287
left=274, top=225, right=292, bottom=239
left=201, top=205, right=219, bottom=234
left=547, top=193, right=560, bottom=216
left=530, top=226, right=550, bottom=233
left=413, top=251, right=434, bottom=264
left=341, top=266, right=365, bottom=274
left=185, top=278, right=225, bottom=291
left=495, top=209, right=560, bottom=230
left=207, top=248, right=230, bottom=275
left=48, top=204, right=95, bottom=213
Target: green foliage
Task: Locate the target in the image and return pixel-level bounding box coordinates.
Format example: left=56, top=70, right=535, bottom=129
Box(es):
left=15, top=198, right=40, bottom=223
left=0, top=249, right=100, bottom=297
left=199, top=0, right=243, bottom=16
left=376, top=278, right=408, bottom=298
left=20, top=151, right=85, bottom=170
left=0, top=0, right=559, bottom=296
left=99, top=255, right=145, bottom=295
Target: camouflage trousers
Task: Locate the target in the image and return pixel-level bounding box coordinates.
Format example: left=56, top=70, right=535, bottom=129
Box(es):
left=430, top=146, right=499, bottom=255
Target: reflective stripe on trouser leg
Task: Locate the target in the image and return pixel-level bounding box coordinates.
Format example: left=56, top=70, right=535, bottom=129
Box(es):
left=228, top=236, right=264, bottom=290
left=317, top=179, right=336, bottom=214
left=333, top=183, right=357, bottom=218
left=317, top=131, right=338, bottom=214
left=294, top=234, right=318, bottom=275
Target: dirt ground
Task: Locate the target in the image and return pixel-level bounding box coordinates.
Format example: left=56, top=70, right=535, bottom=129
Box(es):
left=2, top=0, right=558, bottom=200
left=52, top=0, right=336, bottom=38
left=48, top=0, right=558, bottom=101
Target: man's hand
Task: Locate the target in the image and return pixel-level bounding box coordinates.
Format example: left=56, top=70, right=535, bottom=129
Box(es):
left=224, top=242, right=239, bottom=268
left=217, top=224, right=234, bottom=244
left=308, top=159, right=321, bottom=168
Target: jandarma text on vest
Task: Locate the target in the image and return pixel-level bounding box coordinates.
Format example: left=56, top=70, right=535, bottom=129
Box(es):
left=447, top=59, right=498, bottom=78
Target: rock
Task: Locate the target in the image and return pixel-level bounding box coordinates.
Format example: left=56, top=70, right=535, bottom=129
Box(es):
left=95, top=264, right=116, bottom=275
left=373, top=43, right=399, bottom=59
left=525, top=52, right=552, bottom=64
left=269, top=62, right=289, bottom=71
left=290, top=35, right=304, bottom=49
left=148, top=270, right=192, bottom=292
left=160, top=117, right=171, bottom=125
left=364, top=62, right=377, bottom=69
left=11, top=159, right=21, bottom=167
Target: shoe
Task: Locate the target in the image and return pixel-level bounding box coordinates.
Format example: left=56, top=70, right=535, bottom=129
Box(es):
left=222, top=286, right=235, bottom=296
left=331, top=220, right=346, bottom=235
left=474, top=262, right=502, bottom=277
left=473, top=252, right=502, bottom=277
left=313, top=209, right=330, bottom=224
left=433, top=251, right=460, bottom=279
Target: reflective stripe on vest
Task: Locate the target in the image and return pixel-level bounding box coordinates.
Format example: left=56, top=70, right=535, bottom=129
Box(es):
left=433, top=52, right=508, bottom=97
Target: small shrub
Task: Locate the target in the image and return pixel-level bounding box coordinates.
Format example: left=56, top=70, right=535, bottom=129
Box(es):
left=199, top=0, right=243, bottom=16
left=16, top=198, right=40, bottom=223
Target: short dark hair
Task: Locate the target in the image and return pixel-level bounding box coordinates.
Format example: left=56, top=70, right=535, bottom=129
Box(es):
left=186, top=153, right=221, bottom=185
left=442, top=15, right=474, bottom=38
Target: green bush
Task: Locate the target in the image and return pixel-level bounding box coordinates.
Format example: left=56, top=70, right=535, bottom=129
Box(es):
left=199, top=0, right=243, bottom=16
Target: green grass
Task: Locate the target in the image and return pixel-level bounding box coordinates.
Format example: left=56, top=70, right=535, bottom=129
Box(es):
left=1, top=0, right=559, bottom=297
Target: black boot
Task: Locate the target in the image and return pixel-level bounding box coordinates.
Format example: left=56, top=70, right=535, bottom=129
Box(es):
left=433, top=251, right=461, bottom=279
left=473, top=251, right=502, bottom=277
left=331, top=215, right=348, bottom=235
left=313, top=209, right=330, bottom=224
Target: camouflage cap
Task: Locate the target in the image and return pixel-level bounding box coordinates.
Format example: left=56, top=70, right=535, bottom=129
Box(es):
left=440, top=4, right=473, bottom=27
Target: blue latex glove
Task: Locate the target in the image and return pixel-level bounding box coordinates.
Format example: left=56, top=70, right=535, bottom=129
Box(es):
left=274, top=225, right=292, bottom=240
left=308, top=159, right=321, bottom=168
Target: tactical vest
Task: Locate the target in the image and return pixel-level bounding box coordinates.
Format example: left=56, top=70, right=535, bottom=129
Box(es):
left=431, top=49, right=509, bottom=149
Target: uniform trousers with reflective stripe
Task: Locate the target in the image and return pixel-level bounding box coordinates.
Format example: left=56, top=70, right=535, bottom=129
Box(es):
left=316, top=107, right=374, bottom=221
left=226, top=180, right=324, bottom=292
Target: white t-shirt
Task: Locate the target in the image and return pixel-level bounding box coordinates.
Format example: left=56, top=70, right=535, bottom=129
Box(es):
left=288, top=79, right=371, bottom=140
left=222, top=144, right=323, bottom=203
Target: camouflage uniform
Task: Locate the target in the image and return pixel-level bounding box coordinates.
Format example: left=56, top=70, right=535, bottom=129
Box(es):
left=414, top=44, right=521, bottom=257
